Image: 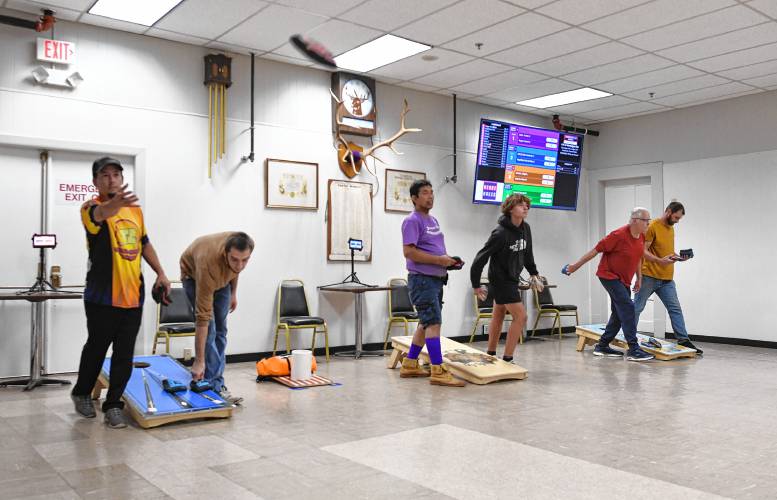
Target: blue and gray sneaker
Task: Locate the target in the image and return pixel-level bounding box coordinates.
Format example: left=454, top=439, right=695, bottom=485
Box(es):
left=626, top=347, right=654, bottom=362
left=593, top=344, right=624, bottom=357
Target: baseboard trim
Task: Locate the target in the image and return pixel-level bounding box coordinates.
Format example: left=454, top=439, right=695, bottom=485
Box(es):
left=218, top=326, right=577, bottom=365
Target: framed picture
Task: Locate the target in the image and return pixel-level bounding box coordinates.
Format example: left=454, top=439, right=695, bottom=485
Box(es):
left=385, top=168, right=426, bottom=213
left=265, top=158, right=318, bottom=209
left=327, top=179, right=372, bottom=262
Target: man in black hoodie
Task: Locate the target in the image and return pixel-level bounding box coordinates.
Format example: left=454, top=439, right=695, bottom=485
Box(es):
left=470, top=194, right=543, bottom=362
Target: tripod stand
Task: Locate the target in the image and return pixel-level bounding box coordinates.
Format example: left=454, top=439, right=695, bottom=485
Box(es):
left=320, top=247, right=376, bottom=288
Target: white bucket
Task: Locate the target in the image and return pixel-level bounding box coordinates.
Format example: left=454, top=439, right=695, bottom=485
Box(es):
left=290, top=349, right=313, bottom=380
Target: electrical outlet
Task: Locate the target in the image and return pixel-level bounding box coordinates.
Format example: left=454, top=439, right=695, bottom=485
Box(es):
left=483, top=325, right=488, bottom=335
left=183, top=348, right=193, bottom=361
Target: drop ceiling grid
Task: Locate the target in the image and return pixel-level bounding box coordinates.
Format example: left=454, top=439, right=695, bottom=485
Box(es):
left=2, top=0, right=777, bottom=123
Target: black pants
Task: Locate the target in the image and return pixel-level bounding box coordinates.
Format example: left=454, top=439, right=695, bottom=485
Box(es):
left=72, top=302, right=142, bottom=411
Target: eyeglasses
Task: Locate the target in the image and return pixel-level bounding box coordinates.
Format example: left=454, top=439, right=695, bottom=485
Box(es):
left=633, top=218, right=650, bottom=221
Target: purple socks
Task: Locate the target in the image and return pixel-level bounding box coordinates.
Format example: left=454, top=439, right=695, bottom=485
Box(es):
left=407, top=343, right=423, bottom=360
left=425, top=337, right=443, bottom=365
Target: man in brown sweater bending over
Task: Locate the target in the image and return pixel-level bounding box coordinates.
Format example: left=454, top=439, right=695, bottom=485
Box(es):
left=180, top=232, right=254, bottom=404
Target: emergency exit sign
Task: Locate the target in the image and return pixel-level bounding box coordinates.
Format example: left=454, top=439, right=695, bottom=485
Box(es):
left=37, top=38, right=76, bottom=64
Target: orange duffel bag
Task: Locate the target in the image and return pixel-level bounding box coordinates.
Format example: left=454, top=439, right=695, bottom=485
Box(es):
left=256, top=354, right=317, bottom=380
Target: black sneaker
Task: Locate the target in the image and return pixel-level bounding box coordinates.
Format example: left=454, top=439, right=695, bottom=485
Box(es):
left=678, top=339, right=703, bottom=355
left=626, top=347, right=654, bottom=362
left=103, top=408, right=127, bottom=429
left=593, top=344, right=624, bottom=357
left=71, top=394, right=96, bottom=418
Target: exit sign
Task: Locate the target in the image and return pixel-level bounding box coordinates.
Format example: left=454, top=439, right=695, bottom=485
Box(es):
left=37, top=38, right=76, bottom=65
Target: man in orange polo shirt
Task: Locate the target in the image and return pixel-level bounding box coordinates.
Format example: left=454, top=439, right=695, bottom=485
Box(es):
left=71, top=157, right=171, bottom=428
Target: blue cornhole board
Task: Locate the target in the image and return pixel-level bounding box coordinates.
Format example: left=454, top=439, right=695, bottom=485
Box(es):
left=95, top=354, right=232, bottom=428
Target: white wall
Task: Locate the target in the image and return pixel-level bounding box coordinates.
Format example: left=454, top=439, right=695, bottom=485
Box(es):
left=588, top=90, right=777, bottom=341
left=0, top=18, right=592, bottom=364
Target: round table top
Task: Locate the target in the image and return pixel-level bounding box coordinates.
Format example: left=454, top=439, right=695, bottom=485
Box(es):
left=0, top=291, right=83, bottom=302
left=318, top=284, right=393, bottom=293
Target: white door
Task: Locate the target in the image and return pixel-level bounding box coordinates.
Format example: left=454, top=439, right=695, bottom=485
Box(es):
left=603, top=178, right=659, bottom=334
left=0, top=146, right=44, bottom=377
left=46, top=151, right=135, bottom=373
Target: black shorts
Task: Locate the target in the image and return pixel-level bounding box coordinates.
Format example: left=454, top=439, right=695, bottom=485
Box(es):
left=488, top=283, right=522, bottom=305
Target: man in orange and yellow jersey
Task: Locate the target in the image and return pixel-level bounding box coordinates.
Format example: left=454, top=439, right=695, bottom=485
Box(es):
left=70, top=157, right=171, bottom=429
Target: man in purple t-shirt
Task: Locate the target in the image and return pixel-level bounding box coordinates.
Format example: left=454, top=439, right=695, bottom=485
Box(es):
left=399, top=180, right=464, bottom=387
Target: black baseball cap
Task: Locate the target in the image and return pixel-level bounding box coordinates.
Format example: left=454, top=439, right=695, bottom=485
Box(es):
left=92, top=157, right=123, bottom=177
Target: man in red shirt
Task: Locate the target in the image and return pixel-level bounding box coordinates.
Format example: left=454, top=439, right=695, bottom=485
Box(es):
left=565, top=208, right=673, bottom=361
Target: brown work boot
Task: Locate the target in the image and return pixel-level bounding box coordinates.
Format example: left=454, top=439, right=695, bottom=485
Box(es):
left=429, top=364, right=465, bottom=387
left=400, top=357, right=430, bottom=378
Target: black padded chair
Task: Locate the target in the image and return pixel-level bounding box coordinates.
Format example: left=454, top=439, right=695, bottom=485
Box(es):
left=383, top=277, right=419, bottom=349
left=530, top=276, right=578, bottom=339
left=273, top=279, right=329, bottom=360
left=152, top=285, right=195, bottom=354
left=468, top=278, right=513, bottom=343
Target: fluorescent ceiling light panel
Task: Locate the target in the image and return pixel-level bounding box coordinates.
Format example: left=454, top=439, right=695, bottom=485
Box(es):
left=89, top=0, right=183, bottom=26
left=516, top=87, right=612, bottom=108
left=334, top=34, right=430, bottom=73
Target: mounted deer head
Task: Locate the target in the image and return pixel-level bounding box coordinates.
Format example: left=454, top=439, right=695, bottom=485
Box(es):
left=331, top=90, right=422, bottom=178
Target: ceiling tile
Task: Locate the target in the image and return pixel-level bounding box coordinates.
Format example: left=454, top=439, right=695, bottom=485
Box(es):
left=412, top=59, right=513, bottom=88
left=397, top=81, right=441, bottom=93
left=434, top=89, right=474, bottom=99
left=145, top=28, right=209, bottom=46
left=205, top=40, right=258, bottom=56
left=621, top=6, right=768, bottom=52
left=526, top=42, right=643, bottom=77
left=547, top=95, right=637, bottom=114
left=487, top=28, right=606, bottom=67
left=622, top=74, right=730, bottom=100
left=448, top=68, right=546, bottom=95
left=218, top=4, right=327, bottom=52
left=670, top=89, right=762, bottom=108
left=369, top=48, right=472, bottom=80
left=747, top=0, right=777, bottom=19
left=441, top=12, right=568, bottom=56
left=657, top=23, right=777, bottom=63
left=501, top=0, right=556, bottom=8
left=469, top=96, right=511, bottom=106
left=505, top=104, right=556, bottom=117
left=582, top=0, right=735, bottom=39
left=486, top=78, right=578, bottom=102
left=743, top=72, right=777, bottom=88
left=562, top=54, right=674, bottom=86
left=718, top=59, right=777, bottom=80
left=4, top=0, right=80, bottom=20
left=650, top=82, right=756, bottom=106
left=155, top=0, right=268, bottom=40
left=273, top=0, right=364, bottom=17
left=597, top=65, right=704, bottom=93
left=17, top=0, right=92, bottom=10
left=79, top=13, right=149, bottom=34
left=260, top=51, right=313, bottom=67
left=576, top=101, right=667, bottom=121
left=687, top=41, right=777, bottom=72
left=394, top=0, right=525, bottom=46
left=338, top=0, right=459, bottom=32
left=537, top=0, right=652, bottom=25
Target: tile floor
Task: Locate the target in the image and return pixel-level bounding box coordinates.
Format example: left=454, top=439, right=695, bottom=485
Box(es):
left=1, top=337, right=776, bottom=499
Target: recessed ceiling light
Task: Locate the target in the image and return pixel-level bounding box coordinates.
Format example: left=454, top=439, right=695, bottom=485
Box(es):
left=334, top=34, right=431, bottom=73
left=88, top=0, right=183, bottom=26
left=516, top=87, right=612, bottom=108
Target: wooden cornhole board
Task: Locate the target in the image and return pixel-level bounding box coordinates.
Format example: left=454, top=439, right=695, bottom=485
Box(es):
left=388, top=336, right=528, bottom=384
left=576, top=324, right=697, bottom=360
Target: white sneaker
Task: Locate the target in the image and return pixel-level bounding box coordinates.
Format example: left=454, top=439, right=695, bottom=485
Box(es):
left=218, top=387, right=243, bottom=406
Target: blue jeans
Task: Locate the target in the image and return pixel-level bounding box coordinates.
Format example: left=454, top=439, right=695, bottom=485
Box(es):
left=633, top=275, right=689, bottom=340
left=407, top=273, right=444, bottom=327
left=599, top=278, right=639, bottom=349
left=183, top=279, right=231, bottom=392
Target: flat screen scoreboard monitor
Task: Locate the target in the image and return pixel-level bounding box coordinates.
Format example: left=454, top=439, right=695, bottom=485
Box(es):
left=473, top=118, right=584, bottom=210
